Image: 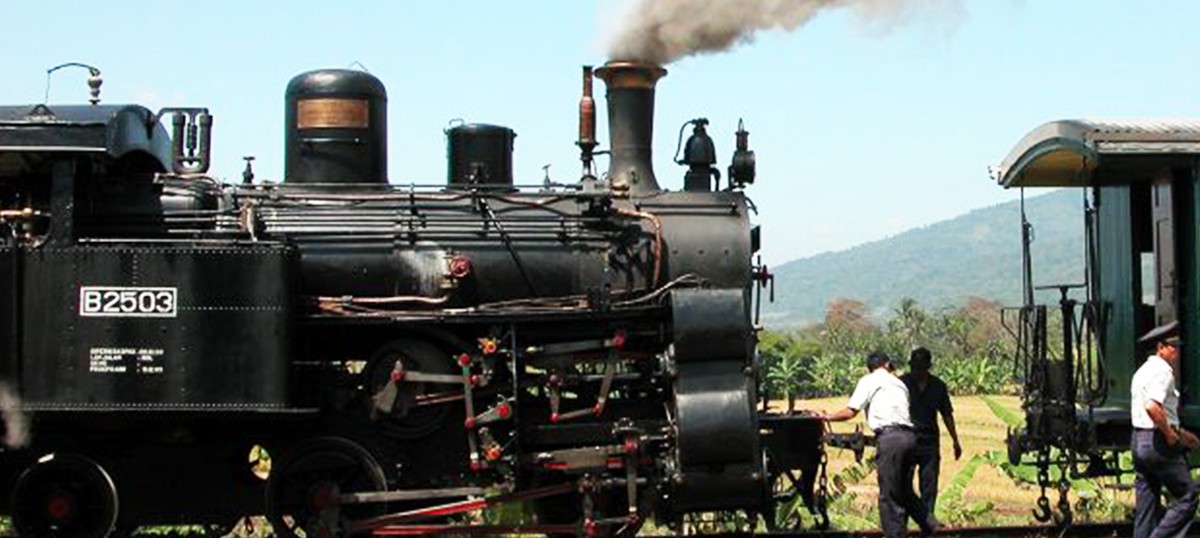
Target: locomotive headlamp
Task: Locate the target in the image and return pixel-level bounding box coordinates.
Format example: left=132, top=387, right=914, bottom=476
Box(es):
left=729, top=119, right=756, bottom=188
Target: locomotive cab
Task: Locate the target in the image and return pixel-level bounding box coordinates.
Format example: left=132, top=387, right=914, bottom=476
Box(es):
left=0, top=101, right=293, bottom=535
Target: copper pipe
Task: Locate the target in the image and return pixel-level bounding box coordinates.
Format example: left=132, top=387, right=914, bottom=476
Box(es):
left=315, top=295, right=450, bottom=315
left=317, top=295, right=449, bottom=305
left=616, top=207, right=663, bottom=288
left=0, top=208, right=37, bottom=219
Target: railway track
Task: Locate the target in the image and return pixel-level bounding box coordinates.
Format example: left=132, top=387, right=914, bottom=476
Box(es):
left=365, top=522, right=1137, bottom=537
left=365, top=521, right=1192, bottom=538
left=0, top=522, right=1149, bottom=537
left=702, top=523, right=1132, bottom=538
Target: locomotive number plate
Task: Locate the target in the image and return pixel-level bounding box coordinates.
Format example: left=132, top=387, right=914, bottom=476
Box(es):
left=79, top=286, right=178, bottom=318
left=297, top=99, right=369, bottom=128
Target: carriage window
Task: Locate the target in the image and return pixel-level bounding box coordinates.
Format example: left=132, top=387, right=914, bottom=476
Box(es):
left=1141, top=251, right=1156, bottom=307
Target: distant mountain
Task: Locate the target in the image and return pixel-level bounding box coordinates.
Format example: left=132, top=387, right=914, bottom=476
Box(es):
left=763, top=189, right=1086, bottom=327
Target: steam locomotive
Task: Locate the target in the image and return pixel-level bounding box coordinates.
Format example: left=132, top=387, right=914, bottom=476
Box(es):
left=0, top=62, right=825, bottom=537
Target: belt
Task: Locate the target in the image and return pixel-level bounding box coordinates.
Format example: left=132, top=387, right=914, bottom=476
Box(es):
left=1133, top=426, right=1181, bottom=433
left=875, top=425, right=913, bottom=436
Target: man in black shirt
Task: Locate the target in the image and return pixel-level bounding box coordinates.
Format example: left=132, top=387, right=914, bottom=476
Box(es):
left=901, top=347, right=962, bottom=520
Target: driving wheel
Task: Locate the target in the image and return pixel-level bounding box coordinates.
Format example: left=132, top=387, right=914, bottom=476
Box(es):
left=11, top=453, right=119, bottom=538
left=266, top=437, right=388, bottom=538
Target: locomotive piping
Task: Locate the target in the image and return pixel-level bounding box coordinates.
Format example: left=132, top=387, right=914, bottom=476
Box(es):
left=316, top=295, right=450, bottom=306
left=615, top=207, right=663, bottom=288
left=475, top=196, right=539, bottom=296
left=167, top=109, right=213, bottom=174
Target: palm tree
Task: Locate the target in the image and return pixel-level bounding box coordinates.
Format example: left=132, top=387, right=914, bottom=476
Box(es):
left=765, top=351, right=806, bottom=413
left=889, top=297, right=929, bottom=353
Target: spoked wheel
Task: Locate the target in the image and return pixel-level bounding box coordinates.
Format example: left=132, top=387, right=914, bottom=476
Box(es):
left=11, top=453, right=119, bottom=538
left=266, top=437, right=388, bottom=538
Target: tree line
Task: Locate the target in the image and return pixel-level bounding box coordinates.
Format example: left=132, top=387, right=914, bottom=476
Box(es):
left=761, top=296, right=1019, bottom=408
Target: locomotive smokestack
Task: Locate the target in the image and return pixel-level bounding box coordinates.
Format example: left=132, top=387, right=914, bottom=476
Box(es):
left=595, top=61, right=667, bottom=195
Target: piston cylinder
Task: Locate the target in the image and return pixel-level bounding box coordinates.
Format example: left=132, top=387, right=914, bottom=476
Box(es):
left=285, top=69, right=387, bottom=185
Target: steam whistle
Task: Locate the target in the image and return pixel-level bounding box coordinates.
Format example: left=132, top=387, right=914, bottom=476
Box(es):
left=729, top=119, right=756, bottom=188
left=577, top=65, right=598, bottom=172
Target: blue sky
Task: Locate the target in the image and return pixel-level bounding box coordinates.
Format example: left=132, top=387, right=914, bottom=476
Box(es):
left=2, top=1, right=1198, bottom=265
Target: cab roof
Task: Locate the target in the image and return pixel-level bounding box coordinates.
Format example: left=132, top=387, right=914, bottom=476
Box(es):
left=0, top=103, right=172, bottom=172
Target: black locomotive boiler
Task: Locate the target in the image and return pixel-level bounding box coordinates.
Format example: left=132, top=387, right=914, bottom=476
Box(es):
left=0, top=61, right=824, bottom=537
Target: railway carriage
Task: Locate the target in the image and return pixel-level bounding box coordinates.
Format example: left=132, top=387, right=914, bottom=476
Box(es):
left=993, top=119, right=1200, bottom=522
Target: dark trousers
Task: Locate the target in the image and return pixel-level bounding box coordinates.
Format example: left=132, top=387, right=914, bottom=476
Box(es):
left=876, top=428, right=933, bottom=538
left=913, top=436, right=940, bottom=518
left=1132, top=429, right=1199, bottom=538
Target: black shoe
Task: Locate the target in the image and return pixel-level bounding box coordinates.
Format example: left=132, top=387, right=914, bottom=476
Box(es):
left=919, top=521, right=943, bottom=537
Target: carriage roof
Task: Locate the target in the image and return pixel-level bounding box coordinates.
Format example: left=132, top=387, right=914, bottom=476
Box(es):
left=993, top=118, right=1200, bottom=188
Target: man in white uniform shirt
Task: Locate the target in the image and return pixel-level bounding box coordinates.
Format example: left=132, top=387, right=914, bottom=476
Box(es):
left=822, top=351, right=936, bottom=537
left=1131, top=321, right=1199, bottom=538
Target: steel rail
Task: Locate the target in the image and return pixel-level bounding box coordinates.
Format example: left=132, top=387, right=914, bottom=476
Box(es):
left=731, top=522, right=1132, bottom=537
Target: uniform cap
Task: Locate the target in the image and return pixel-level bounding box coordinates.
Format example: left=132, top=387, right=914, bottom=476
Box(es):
left=1139, top=320, right=1181, bottom=346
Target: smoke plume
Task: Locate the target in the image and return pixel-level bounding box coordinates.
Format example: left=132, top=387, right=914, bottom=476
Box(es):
left=607, top=0, right=963, bottom=64
left=0, top=382, right=29, bottom=448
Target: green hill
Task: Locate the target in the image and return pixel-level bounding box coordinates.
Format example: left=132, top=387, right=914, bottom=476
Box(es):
left=764, top=189, right=1085, bottom=327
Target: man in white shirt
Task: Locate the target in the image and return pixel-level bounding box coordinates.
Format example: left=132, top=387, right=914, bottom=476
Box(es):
left=1131, top=321, right=1200, bottom=538
left=821, top=351, right=936, bottom=537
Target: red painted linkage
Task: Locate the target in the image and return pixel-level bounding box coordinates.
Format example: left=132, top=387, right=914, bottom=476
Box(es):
left=347, top=482, right=576, bottom=535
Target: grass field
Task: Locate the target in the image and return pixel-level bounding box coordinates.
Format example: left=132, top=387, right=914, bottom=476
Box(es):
left=789, top=395, right=1136, bottom=529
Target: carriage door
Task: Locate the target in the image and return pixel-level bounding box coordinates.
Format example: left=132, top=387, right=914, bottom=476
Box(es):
left=1151, top=169, right=1177, bottom=325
